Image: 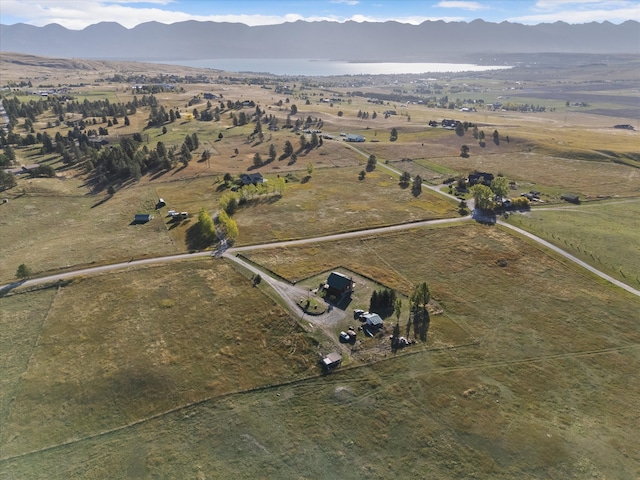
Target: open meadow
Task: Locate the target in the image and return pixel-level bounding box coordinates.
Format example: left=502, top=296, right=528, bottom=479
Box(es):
left=505, top=199, right=640, bottom=286
left=1, top=53, right=640, bottom=478
left=1, top=223, right=639, bottom=478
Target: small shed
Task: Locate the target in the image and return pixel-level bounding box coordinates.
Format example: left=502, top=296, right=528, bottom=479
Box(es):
left=321, top=352, right=342, bottom=371
left=561, top=193, right=580, bottom=204
left=344, top=134, right=365, bottom=142
left=134, top=213, right=153, bottom=223
left=363, top=312, right=383, bottom=329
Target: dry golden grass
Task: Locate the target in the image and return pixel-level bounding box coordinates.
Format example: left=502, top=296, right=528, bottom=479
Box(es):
left=2, top=54, right=640, bottom=479
left=0, top=176, right=176, bottom=282
left=0, top=259, right=320, bottom=458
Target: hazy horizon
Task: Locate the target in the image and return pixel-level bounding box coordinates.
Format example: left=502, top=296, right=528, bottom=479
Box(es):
left=1, top=0, right=638, bottom=30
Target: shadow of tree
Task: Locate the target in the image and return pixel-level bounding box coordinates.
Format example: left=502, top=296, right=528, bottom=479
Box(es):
left=185, top=222, right=214, bottom=251
left=406, top=310, right=430, bottom=342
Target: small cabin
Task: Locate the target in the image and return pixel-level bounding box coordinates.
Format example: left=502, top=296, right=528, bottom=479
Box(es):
left=321, top=352, right=342, bottom=371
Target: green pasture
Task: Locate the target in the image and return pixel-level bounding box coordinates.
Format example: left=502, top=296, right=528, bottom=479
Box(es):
left=431, top=151, right=640, bottom=200
left=506, top=199, right=640, bottom=287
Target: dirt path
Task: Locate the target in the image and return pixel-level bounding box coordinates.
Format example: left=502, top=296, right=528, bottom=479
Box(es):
left=223, top=253, right=346, bottom=328
left=497, top=220, right=640, bottom=297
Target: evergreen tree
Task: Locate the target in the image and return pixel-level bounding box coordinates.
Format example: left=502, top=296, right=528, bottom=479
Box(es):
left=412, top=175, right=422, bottom=195
left=16, top=263, right=32, bottom=280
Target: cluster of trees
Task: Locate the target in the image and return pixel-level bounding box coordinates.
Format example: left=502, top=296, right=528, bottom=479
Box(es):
left=219, top=176, right=287, bottom=212
left=0, top=145, right=16, bottom=166
left=196, top=208, right=217, bottom=246
left=469, top=175, right=529, bottom=211
left=217, top=209, right=238, bottom=242
left=2, top=95, right=149, bottom=129
left=0, top=169, right=17, bottom=189
left=398, top=171, right=422, bottom=195
left=103, top=73, right=208, bottom=84
left=357, top=110, right=377, bottom=119
left=148, top=104, right=181, bottom=127
left=499, top=102, right=547, bottom=112
left=369, top=288, right=397, bottom=312
left=408, top=282, right=431, bottom=342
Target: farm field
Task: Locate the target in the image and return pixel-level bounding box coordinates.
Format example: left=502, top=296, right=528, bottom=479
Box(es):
left=1, top=52, right=640, bottom=479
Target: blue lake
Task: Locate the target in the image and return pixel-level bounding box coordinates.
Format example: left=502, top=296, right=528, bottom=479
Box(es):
left=155, top=58, right=512, bottom=76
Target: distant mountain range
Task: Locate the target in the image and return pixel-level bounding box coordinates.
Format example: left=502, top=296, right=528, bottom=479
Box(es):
left=1, top=20, right=638, bottom=62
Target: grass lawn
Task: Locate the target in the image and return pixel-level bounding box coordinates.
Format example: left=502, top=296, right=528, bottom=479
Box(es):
left=505, top=199, right=640, bottom=287
left=241, top=222, right=640, bottom=360
left=0, top=259, right=320, bottom=458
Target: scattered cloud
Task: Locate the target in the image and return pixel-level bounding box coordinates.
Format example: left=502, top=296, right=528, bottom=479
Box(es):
left=0, top=0, right=636, bottom=29
left=436, top=1, right=489, bottom=10
left=513, top=0, right=640, bottom=23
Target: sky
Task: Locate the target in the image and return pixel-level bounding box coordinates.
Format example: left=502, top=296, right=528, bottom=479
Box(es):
left=0, top=0, right=638, bottom=29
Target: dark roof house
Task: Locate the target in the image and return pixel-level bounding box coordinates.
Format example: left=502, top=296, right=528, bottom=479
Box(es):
left=240, top=172, right=265, bottom=185
left=326, top=272, right=354, bottom=294
left=468, top=172, right=494, bottom=186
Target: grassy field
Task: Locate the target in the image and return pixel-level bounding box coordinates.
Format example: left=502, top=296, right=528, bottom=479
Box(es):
left=2, top=223, right=639, bottom=478
left=0, top=176, right=177, bottom=282
left=505, top=199, right=640, bottom=286
left=2, top=54, right=640, bottom=478
left=231, top=165, right=457, bottom=245
left=0, top=259, right=321, bottom=459
left=0, top=158, right=456, bottom=282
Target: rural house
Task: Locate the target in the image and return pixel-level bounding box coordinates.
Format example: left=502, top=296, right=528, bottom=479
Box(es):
left=468, top=171, right=494, bottom=186
left=240, top=172, right=265, bottom=185
left=324, top=271, right=354, bottom=298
